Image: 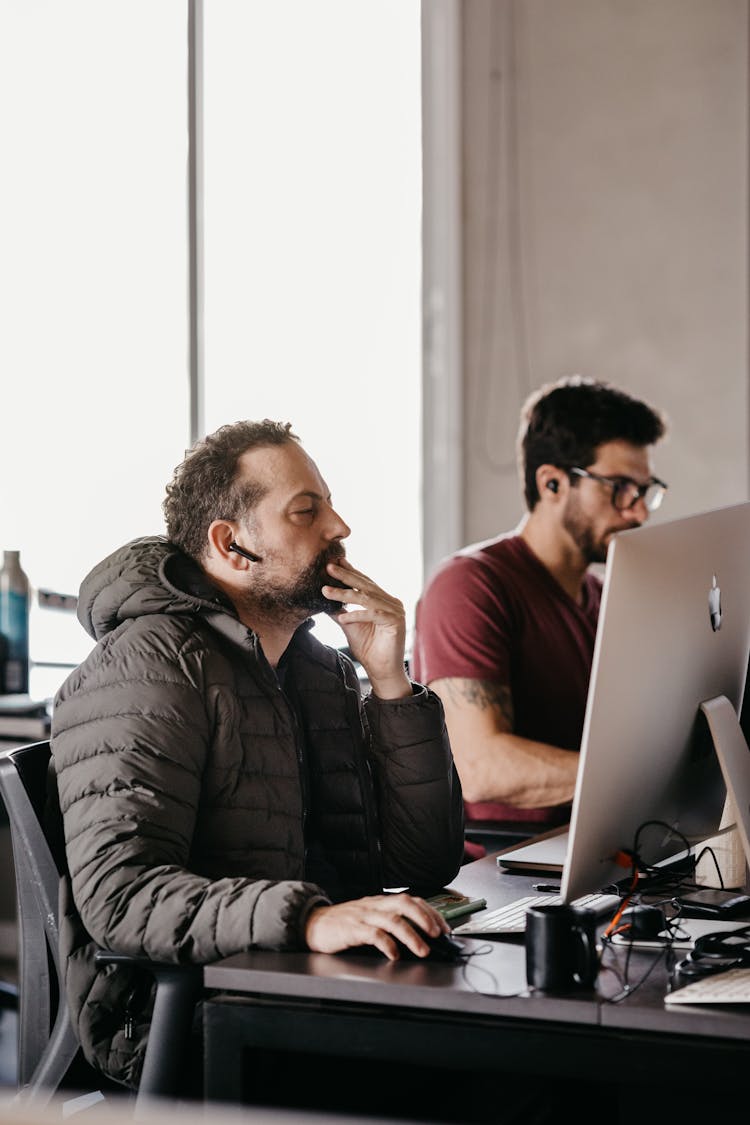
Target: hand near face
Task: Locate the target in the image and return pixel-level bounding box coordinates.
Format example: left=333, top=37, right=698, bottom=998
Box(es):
left=304, top=892, right=450, bottom=959
left=323, top=558, right=412, bottom=700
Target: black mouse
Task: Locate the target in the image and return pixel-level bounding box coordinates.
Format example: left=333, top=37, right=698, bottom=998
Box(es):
left=343, top=930, right=466, bottom=963
left=396, top=930, right=466, bottom=963
left=619, top=904, right=666, bottom=939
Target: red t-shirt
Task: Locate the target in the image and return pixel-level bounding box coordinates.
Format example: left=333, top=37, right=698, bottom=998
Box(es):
left=411, top=534, right=602, bottom=831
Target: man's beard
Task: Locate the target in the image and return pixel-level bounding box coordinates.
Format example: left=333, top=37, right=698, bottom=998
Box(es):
left=251, top=545, right=348, bottom=618
left=561, top=498, right=611, bottom=565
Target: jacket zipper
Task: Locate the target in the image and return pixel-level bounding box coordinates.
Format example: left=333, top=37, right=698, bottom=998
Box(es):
left=254, top=634, right=310, bottom=869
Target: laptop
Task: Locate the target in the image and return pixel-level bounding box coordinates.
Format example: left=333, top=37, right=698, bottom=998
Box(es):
left=494, top=824, right=569, bottom=874
left=496, top=502, right=750, bottom=901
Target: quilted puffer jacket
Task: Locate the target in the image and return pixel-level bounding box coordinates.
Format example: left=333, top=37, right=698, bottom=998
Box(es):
left=50, top=536, right=464, bottom=1087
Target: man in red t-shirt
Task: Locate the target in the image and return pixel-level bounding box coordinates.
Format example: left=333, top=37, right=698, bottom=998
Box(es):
left=411, top=376, right=668, bottom=858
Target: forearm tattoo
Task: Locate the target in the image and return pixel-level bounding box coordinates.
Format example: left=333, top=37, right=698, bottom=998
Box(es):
left=441, top=679, right=514, bottom=730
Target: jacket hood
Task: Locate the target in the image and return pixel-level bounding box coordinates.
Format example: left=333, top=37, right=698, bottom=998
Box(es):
left=77, top=536, right=236, bottom=642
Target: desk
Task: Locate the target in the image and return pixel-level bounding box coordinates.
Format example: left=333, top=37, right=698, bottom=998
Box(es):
left=203, top=855, right=750, bottom=1120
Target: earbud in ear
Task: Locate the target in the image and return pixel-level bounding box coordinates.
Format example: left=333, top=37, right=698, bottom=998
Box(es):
left=228, top=542, right=263, bottom=563
left=546, top=479, right=559, bottom=494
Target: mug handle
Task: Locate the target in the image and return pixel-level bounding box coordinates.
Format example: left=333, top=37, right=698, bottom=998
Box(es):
left=573, top=922, right=599, bottom=986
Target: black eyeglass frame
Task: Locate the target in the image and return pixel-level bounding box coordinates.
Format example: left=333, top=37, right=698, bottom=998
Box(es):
left=568, top=467, right=668, bottom=512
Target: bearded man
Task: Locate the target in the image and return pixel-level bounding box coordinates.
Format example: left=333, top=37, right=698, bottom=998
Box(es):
left=411, top=376, right=668, bottom=859
left=50, top=418, right=464, bottom=1089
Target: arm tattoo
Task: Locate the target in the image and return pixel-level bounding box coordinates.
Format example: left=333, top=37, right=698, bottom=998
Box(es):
left=440, top=678, right=514, bottom=729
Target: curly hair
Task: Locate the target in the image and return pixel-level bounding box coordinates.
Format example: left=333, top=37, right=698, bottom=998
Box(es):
left=163, top=419, right=299, bottom=560
left=518, top=375, right=668, bottom=511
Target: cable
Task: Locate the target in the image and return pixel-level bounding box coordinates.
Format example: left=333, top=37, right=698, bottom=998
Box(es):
left=615, top=820, right=699, bottom=900
left=602, top=868, right=639, bottom=940
left=671, top=927, right=750, bottom=982
left=600, top=908, right=687, bottom=1003
left=692, top=844, right=725, bottom=889
left=598, top=820, right=691, bottom=999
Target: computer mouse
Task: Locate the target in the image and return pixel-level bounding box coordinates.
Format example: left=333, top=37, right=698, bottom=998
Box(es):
left=395, top=930, right=466, bottom=963
left=619, top=904, right=666, bottom=939
left=343, top=930, right=466, bottom=963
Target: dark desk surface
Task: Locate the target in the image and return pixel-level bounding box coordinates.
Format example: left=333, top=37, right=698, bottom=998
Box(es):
left=457, top=852, right=750, bottom=1040
left=205, top=855, right=596, bottom=1025
left=202, top=854, right=750, bottom=1112
left=204, top=939, right=595, bottom=1026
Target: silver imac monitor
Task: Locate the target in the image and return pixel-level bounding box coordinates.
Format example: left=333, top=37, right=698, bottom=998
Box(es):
left=559, top=501, right=750, bottom=903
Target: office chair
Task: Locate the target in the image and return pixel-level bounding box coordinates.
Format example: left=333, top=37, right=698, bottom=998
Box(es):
left=0, top=740, right=202, bottom=1111
left=463, top=815, right=544, bottom=861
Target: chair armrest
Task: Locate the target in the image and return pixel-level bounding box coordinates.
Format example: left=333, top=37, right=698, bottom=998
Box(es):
left=93, top=950, right=202, bottom=1099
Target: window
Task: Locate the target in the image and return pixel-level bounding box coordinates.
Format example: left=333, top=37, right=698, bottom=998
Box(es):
left=202, top=0, right=422, bottom=649
left=1, top=0, right=422, bottom=695
left=0, top=0, right=190, bottom=697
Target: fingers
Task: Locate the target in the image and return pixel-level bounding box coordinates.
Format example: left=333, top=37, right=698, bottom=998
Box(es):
left=321, top=557, right=409, bottom=699
left=324, top=559, right=389, bottom=600
left=304, top=894, right=450, bottom=960
left=384, top=895, right=451, bottom=959
left=323, top=560, right=405, bottom=621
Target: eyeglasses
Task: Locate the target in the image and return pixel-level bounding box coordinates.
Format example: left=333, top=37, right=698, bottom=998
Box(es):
left=569, top=467, right=668, bottom=513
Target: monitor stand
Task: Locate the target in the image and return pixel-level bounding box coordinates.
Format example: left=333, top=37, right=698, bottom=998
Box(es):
left=699, top=694, right=750, bottom=891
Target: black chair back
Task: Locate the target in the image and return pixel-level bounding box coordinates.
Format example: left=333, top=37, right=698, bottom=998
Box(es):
left=0, top=740, right=79, bottom=1103
left=0, top=739, right=202, bottom=1109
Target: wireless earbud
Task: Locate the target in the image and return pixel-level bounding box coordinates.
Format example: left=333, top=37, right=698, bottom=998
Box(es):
left=546, top=479, right=559, bottom=494
left=228, top=542, right=262, bottom=563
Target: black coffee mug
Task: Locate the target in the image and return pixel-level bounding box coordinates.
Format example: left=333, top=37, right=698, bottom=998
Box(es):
left=525, top=903, right=599, bottom=991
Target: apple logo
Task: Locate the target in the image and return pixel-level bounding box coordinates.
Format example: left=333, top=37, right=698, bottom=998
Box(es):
left=709, top=573, right=722, bottom=632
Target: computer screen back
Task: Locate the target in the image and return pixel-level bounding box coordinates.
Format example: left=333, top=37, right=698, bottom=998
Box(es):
left=560, top=502, right=750, bottom=903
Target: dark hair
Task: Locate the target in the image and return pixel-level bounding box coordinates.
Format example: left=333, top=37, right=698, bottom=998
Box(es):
left=163, top=419, right=299, bottom=559
left=518, top=375, right=667, bottom=510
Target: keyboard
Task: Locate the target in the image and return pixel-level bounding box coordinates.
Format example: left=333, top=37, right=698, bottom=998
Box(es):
left=665, top=966, right=750, bottom=1005
left=451, top=891, right=622, bottom=935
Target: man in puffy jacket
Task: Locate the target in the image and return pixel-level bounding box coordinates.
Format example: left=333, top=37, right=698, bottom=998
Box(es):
left=50, top=419, right=464, bottom=1089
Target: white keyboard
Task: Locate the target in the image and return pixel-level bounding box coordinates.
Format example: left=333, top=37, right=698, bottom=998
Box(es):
left=451, top=892, right=622, bottom=935
left=665, top=967, right=750, bottom=1005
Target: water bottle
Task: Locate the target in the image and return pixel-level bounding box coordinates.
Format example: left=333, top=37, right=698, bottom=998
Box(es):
left=0, top=550, right=30, bottom=694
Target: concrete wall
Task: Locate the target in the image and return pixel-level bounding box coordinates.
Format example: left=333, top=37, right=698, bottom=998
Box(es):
left=425, top=0, right=749, bottom=568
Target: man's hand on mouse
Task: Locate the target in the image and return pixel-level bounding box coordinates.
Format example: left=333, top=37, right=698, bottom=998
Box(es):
left=304, top=892, right=450, bottom=960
